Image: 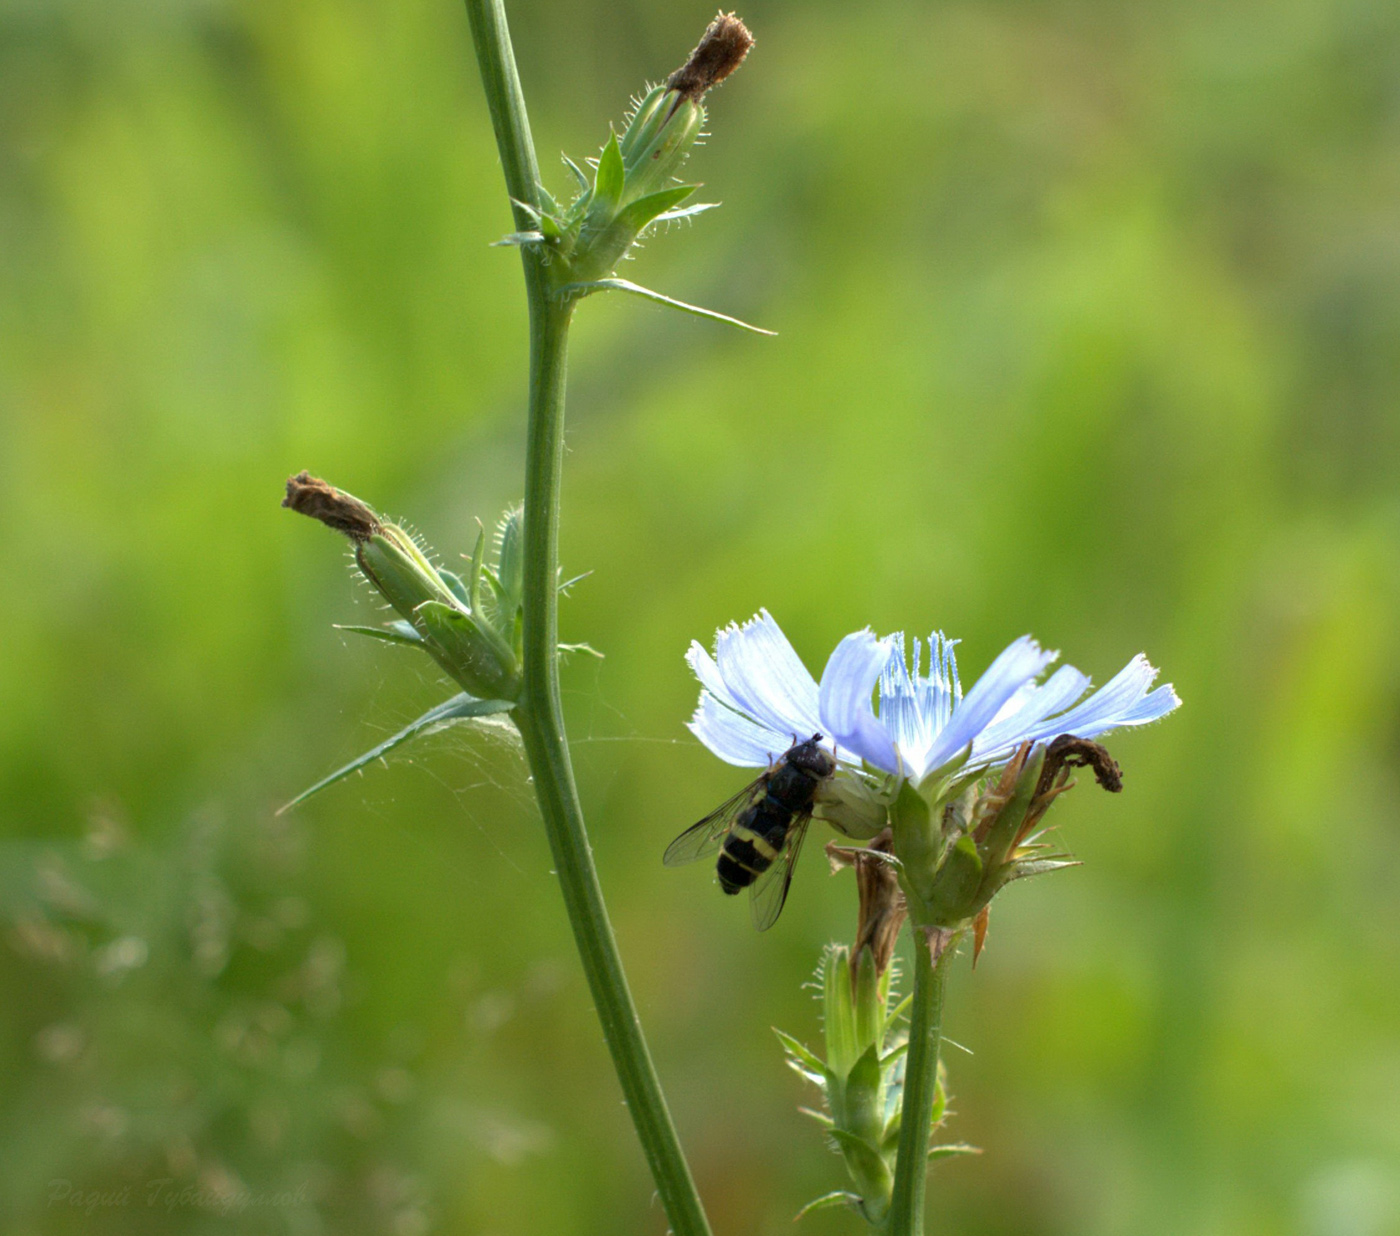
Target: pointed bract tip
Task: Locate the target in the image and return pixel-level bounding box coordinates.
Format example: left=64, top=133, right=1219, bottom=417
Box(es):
left=282, top=471, right=380, bottom=542
left=666, top=12, right=753, bottom=101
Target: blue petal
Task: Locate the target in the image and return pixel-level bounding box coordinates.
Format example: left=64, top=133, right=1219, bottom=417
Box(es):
left=685, top=640, right=743, bottom=711
left=1114, top=682, right=1182, bottom=725
left=1026, top=655, right=1180, bottom=741
left=688, top=695, right=787, bottom=768
left=713, top=610, right=822, bottom=740
left=820, top=631, right=900, bottom=774
left=919, top=636, right=1057, bottom=778
left=972, top=664, right=1090, bottom=763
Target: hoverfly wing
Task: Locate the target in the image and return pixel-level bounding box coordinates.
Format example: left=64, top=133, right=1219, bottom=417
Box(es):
left=748, top=810, right=813, bottom=932
left=662, top=776, right=766, bottom=867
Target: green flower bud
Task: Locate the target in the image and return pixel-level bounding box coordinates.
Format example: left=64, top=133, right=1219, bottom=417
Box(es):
left=282, top=472, right=521, bottom=703
left=623, top=12, right=750, bottom=198
left=816, top=771, right=889, bottom=840
left=615, top=87, right=705, bottom=204
left=354, top=524, right=457, bottom=619
left=556, top=14, right=753, bottom=286
left=781, top=925, right=975, bottom=1226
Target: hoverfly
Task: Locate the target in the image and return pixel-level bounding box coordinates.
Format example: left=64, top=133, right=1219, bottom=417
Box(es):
left=664, top=735, right=836, bottom=931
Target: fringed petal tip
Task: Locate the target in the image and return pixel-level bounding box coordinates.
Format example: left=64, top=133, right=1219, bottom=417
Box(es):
left=712, top=609, right=822, bottom=738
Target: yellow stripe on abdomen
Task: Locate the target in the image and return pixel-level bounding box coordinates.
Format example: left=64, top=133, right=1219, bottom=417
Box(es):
left=731, top=825, right=779, bottom=861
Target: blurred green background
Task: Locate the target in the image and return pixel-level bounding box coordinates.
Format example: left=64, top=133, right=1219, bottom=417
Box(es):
left=3, top=0, right=1400, bottom=1232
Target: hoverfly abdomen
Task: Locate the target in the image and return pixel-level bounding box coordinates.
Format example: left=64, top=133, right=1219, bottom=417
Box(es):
left=715, top=798, right=786, bottom=893
left=715, top=823, right=769, bottom=893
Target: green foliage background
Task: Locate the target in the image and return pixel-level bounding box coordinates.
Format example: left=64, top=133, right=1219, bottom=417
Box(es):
left=3, top=0, right=1399, bottom=1232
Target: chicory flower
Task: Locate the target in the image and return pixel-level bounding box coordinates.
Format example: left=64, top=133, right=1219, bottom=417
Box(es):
left=688, top=612, right=1180, bottom=791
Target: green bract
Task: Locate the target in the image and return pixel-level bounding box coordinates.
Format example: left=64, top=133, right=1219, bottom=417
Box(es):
left=890, top=740, right=1110, bottom=938
left=502, top=92, right=713, bottom=290
left=353, top=515, right=521, bottom=704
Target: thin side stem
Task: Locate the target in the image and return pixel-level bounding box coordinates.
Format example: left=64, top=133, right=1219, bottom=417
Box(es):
left=460, top=3, right=713, bottom=1234
left=888, top=929, right=956, bottom=1236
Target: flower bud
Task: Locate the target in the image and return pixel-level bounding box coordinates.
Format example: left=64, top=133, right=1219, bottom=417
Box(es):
left=353, top=524, right=456, bottom=619
left=283, top=472, right=520, bottom=703
left=552, top=14, right=753, bottom=286
left=780, top=935, right=974, bottom=1225
left=816, top=771, right=889, bottom=840
left=622, top=12, right=751, bottom=198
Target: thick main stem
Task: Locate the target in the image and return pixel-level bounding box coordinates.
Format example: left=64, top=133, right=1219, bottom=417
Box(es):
left=888, top=929, right=955, bottom=1236
left=461, top=2, right=712, bottom=1233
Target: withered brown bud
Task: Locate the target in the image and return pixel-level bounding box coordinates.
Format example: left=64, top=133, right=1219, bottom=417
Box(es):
left=828, top=829, right=907, bottom=978
left=665, top=12, right=753, bottom=101
left=1038, top=735, right=1123, bottom=796
left=998, top=736, right=1124, bottom=856
left=282, top=471, right=380, bottom=543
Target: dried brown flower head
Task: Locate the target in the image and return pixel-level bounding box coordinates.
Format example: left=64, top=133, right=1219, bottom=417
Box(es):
left=665, top=12, right=753, bottom=102
left=282, top=472, right=381, bottom=543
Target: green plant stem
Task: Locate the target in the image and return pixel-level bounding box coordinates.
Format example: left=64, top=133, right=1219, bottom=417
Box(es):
left=887, top=929, right=956, bottom=1236
left=461, top=3, right=713, bottom=1234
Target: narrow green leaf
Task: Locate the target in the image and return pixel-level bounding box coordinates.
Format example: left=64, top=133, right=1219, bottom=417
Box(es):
left=559, top=277, right=775, bottom=335
left=496, top=505, right=525, bottom=608
left=561, top=152, right=590, bottom=194
left=593, top=133, right=624, bottom=211
left=823, top=948, right=858, bottom=1080
left=333, top=623, right=423, bottom=648
left=879, top=1039, right=910, bottom=1068
left=416, top=599, right=514, bottom=675
left=785, top=1059, right=827, bottom=1088
left=929, top=1142, right=982, bottom=1161
left=797, top=1106, right=834, bottom=1129
left=844, top=1044, right=885, bottom=1144
left=279, top=693, right=514, bottom=813
left=653, top=201, right=720, bottom=224
left=492, top=231, right=545, bottom=247
left=614, top=183, right=699, bottom=234
left=881, top=1107, right=902, bottom=1153
left=793, top=1192, right=860, bottom=1222
left=828, top=1129, right=893, bottom=1199
left=1007, top=857, right=1082, bottom=880
left=930, top=1074, right=947, bottom=1128
left=468, top=525, right=486, bottom=615
left=775, top=1029, right=829, bottom=1076
left=557, top=642, right=603, bottom=659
